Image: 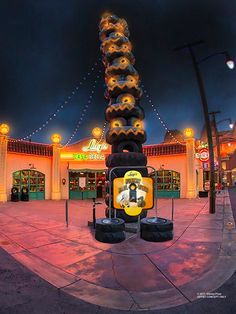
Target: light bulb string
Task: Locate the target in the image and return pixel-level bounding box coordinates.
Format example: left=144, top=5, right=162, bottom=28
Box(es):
left=142, top=85, right=185, bottom=145
left=15, top=60, right=101, bottom=142
left=63, top=70, right=102, bottom=147
left=98, top=121, right=107, bottom=143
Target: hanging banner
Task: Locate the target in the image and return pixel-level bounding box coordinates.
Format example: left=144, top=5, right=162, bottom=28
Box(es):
left=113, top=170, right=154, bottom=216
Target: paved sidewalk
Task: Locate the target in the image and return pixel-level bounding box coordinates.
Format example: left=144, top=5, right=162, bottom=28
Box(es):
left=0, top=192, right=235, bottom=311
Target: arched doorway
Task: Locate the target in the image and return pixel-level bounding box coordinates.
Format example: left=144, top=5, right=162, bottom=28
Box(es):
left=12, top=170, right=45, bottom=200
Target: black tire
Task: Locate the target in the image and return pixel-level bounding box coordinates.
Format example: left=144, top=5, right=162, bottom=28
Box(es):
left=105, top=208, right=147, bottom=222
left=106, top=128, right=146, bottom=145
left=112, top=141, right=143, bottom=154
left=141, top=230, right=173, bottom=242
left=141, top=217, right=173, bottom=232
left=95, top=218, right=125, bottom=232
left=105, top=85, right=142, bottom=99
left=95, top=230, right=125, bottom=243
left=11, top=187, right=19, bottom=194
left=106, top=152, right=147, bottom=168
left=105, top=104, right=144, bottom=121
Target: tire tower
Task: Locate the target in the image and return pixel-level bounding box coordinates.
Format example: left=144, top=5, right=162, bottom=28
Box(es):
left=100, top=13, right=148, bottom=224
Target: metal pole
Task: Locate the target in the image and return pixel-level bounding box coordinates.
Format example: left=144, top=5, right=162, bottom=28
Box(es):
left=171, top=197, right=174, bottom=221
left=189, top=46, right=215, bottom=214
left=209, top=111, right=222, bottom=185
left=155, top=170, right=158, bottom=218
left=65, top=199, right=68, bottom=227
left=175, top=42, right=215, bottom=214
left=92, top=197, right=96, bottom=229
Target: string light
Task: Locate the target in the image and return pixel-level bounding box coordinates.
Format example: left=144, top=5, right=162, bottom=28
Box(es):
left=18, top=60, right=101, bottom=141
left=98, top=121, right=107, bottom=143
left=142, top=85, right=185, bottom=145
left=63, top=70, right=102, bottom=147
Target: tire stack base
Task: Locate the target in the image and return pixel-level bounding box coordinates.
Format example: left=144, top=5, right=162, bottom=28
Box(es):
left=95, top=218, right=125, bottom=243
left=140, top=217, right=173, bottom=242
left=105, top=208, right=147, bottom=223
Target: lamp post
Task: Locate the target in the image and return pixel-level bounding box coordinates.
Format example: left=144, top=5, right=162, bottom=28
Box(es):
left=209, top=112, right=234, bottom=185
left=174, top=41, right=234, bottom=214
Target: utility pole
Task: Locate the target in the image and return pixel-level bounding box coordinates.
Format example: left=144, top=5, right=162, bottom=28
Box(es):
left=209, top=111, right=221, bottom=185
left=174, top=41, right=216, bottom=213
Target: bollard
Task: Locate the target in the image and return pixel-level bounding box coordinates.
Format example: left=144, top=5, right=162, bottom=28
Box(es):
left=66, top=199, right=68, bottom=227
left=171, top=198, right=174, bottom=221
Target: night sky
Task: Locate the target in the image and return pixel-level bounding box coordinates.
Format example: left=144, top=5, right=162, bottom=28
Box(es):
left=1, top=0, right=235, bottom=145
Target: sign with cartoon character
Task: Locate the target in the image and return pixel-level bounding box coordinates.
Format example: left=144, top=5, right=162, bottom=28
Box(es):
left=113, top=170, right=154, bottom=216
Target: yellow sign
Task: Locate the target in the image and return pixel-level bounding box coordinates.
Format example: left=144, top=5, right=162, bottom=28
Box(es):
left=82, top=139, right=108, bottom=153
left=113, top=170, right=154, bottom=216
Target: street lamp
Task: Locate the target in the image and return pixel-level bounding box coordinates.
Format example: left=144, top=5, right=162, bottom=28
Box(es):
left=174, top=41, right=234, bottom=214
left=225, top=53, right=235, bottom=69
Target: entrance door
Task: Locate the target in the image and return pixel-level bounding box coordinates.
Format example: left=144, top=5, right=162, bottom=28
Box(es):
left=13, top=170, right=45, bottom=200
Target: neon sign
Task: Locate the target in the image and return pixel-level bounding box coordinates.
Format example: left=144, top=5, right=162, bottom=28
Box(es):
left=72, top=153, right=105, bottom=161
left=61, top=152, right=105, bottom=161
left=82, top=139, right=108, bottom=153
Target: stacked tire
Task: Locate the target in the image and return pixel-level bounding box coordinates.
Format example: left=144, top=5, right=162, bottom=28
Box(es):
left=95, top=218, right=125, bottom=243
left=140, top=217, right=173, bottom=242
left=21, top=187, right=29, bottom=201
left=11, top=187, right=19, bottom=202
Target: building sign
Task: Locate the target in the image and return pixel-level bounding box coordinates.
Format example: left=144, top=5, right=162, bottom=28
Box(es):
left=60, top=138, right=109, bottom=161
left=195, top=148, right=209, bottom=162
left=113, top=170, right=154, bottom=216
left=73, top=153, right=105, bottom=161
left=82, top=139, right=108, bottom=153
left=197, top=141, right=208, bottom=149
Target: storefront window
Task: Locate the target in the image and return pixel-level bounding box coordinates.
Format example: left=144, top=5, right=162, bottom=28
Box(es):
left=151, top=170, right=180, bottom=191
left=149, top=170, right=180, bottom=198
left=12, top=170, right=45, bottom=200
left=69, top=170, right=106, bottom=199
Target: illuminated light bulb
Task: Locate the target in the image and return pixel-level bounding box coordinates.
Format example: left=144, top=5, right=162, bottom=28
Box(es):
left=51, top=133, right=62, bottom=144
left=229, top=123, right=234, bottom=129
left=92, top=127, right=102, bottom=139
left=226, top=59, right=234, bottom=70
left=184, top=128, right=194, bottom=138
left=0, top=123, right=10, bottom=135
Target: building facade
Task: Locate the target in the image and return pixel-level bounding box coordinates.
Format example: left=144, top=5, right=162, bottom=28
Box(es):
left=1, top=125, right=235, bottom=202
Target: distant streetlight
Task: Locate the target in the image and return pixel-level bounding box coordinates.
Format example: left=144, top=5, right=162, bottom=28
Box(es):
left=209, top=113, right=235, bottom=185
left=174, top=41, right=234, bottom=214
left=225, top=53, right=235, bottom=69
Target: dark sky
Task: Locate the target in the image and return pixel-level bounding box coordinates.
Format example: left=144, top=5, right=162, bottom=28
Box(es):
left=0, top=0, right=235, bottom=145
